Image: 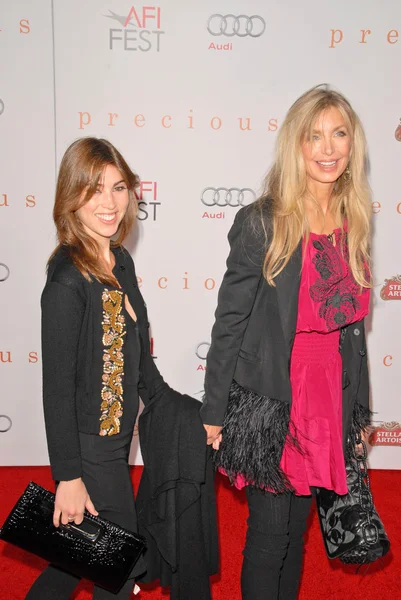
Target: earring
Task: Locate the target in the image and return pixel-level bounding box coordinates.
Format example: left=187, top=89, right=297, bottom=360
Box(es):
left=343, top=166, right=351, bottom=182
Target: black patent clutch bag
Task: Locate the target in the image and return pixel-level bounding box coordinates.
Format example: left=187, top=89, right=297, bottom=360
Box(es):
left=0, top=482, right=146, bottom=593
left=316, top=436, right=390, bottom=564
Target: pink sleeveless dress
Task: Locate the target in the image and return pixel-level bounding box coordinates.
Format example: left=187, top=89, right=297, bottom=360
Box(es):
left=224, top=229, right=370, bottom=496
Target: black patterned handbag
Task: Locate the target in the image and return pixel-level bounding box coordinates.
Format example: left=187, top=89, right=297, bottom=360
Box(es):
left=316, top=434, right=390, bottom=564
left=0, top=482, right=146, bottom=593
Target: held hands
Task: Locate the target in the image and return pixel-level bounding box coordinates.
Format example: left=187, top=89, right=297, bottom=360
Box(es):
left=203, top=424, right=223, bottom=451
left=53, top=478, right=98, bottom=527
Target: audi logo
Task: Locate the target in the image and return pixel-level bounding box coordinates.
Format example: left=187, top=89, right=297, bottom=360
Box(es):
left=207, top=14, right=266, bottom=38
left=201, top=187, right=256, bottom=207
left=196, top=342, right=210, bottom=361
left=0, top=263, right=10, bottom=282
left=0, top=415, right=12, bottom=433
left=0, top=99, right=4, bottom=116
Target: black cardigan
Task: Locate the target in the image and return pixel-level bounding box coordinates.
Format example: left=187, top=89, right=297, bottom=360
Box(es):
left=41, top=245, right=171, bottom=481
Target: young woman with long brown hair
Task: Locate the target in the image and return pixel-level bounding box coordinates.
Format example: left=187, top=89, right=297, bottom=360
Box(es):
left=26, top=137, right=171, bottom=599
left=201, top=85, right=373, bottom=599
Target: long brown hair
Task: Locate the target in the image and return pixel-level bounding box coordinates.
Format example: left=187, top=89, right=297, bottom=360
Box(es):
left=260, top=85, right=371, bottom=288
left=50, top=137, right=139, bottom=285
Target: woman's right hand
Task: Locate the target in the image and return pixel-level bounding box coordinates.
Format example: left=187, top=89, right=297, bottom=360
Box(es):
left=53, top=478, right=98, bottom=527
left=203, top=424, right=223, bottom=450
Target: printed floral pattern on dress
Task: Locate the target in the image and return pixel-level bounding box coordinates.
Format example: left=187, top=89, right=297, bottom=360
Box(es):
left=309, top=232, right=367, bottom=331
left=99, top=289, right=126, bottom=436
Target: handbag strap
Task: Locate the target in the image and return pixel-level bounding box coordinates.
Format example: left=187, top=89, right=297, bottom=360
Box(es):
left=352, top=433, right=379, bottom=545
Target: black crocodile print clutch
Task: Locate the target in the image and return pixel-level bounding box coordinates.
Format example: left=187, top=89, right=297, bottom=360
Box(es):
left=0, top=482, right=146, bottom=593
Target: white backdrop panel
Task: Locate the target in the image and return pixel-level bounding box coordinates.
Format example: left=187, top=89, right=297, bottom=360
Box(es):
left=0, top=0, right=400, bottom=468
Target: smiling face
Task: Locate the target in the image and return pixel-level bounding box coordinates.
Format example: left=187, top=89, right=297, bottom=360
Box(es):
left=302, top=106, right=351, bottom=193
left=75, top=164, right=130, bottom=245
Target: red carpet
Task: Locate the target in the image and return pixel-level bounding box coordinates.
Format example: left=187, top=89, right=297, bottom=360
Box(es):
left=0, top=467, right=399, bottom=599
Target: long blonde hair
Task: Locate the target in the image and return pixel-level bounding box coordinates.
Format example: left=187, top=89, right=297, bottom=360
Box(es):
left=49, top=137, right=139, bottom=285
left=259, top=84, right=371, bottom=287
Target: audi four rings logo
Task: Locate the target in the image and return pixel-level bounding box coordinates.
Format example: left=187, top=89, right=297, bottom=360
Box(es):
left=196, top=342, right=210, bottom=361
left=207, top=14, right=266, bottom=38
left=201, top=188, right=256, bottom=207
left=0, top=264, right=10, bottom=282
left=0, top=415, right=12, bottom=433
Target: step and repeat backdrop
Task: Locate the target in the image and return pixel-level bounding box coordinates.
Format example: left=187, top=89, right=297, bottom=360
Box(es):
left=0, top=0, right=400, bottom=468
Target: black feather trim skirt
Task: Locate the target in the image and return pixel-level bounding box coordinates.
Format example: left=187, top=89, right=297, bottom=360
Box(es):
left=212, top=381, right=297, bottom=494
left=213, top=381, right=373, bottom=495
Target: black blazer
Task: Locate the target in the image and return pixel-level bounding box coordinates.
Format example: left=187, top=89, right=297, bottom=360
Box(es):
left=41, top=246, right=171, bottom=481
left=200, top=204, right=370, bottom=451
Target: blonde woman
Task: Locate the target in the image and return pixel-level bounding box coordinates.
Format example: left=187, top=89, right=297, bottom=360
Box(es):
left=201, top=86, right=372, bottom=599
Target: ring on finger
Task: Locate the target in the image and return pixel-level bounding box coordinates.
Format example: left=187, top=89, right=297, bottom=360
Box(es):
left=67, top=516, right=75, bottom=522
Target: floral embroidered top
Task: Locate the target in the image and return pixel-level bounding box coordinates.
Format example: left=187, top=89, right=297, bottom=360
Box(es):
left=297, top=228, right=370, bottom=333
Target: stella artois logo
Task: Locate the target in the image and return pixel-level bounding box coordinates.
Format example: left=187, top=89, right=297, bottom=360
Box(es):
left=369, top=422, right=401, bottom=447
left=395, top=118, right=401, bottom=142
left=380, top=275, right=401, bottom=300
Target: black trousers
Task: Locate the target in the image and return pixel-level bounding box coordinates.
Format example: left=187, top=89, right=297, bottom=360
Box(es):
left=26, top=420, right=145, bottom=600
left=241, top=488, right=313, bottom=600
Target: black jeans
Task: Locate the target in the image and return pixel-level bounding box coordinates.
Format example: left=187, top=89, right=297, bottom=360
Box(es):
left=241, top=488, right=313, bottom=600
left=25, top=414, right=145, bottom=600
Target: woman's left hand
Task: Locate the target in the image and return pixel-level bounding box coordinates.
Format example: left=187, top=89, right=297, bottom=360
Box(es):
left=354, top=427, right=372, bottom=454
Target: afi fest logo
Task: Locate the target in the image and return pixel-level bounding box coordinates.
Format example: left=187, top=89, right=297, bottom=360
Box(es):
left=380, top=275, right=401, bottom=300
left=106, top=5, right=164, bottom=52
left=207, top=14, right=266, bottom=52
left=201, top=187, right=256, bottom=219
left=135, top=181, right=160, bottom=221
left=369, top=422, right=401, bottom=447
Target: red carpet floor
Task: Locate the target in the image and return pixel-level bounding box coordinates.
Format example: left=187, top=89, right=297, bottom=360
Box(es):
left=0, top=467, right=399, bottom=599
